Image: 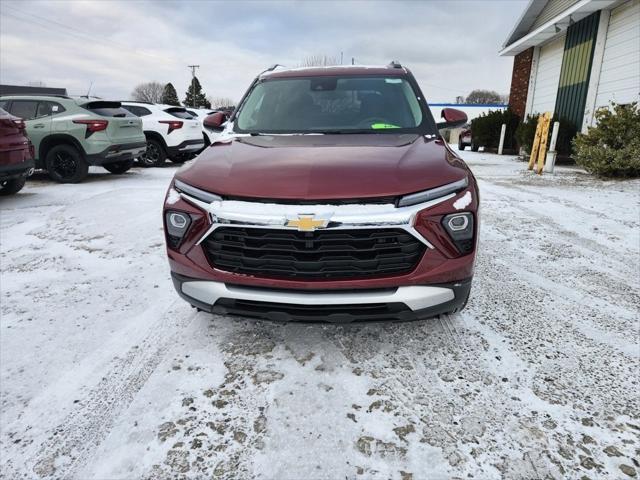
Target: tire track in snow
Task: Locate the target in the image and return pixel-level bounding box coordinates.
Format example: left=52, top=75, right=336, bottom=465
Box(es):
left=9, top=302, right=197, bottom=480
left=480, top=180, right=639, bottom=270
left=486, top=179, right=639, bottom=229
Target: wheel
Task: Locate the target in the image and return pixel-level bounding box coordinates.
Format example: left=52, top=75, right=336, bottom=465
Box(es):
left=45, top=144, right=88, bottom=183
left=0, top=176, right=27, bottom=195
left=471, top=142, right=479, bottom=152
left=203, top=132, right=210, bottom=147
left=458, top=142, right=465, bottom=151
left=139, top=138, right=166, bottom=167
left=104, top=159, right=134, bottom=174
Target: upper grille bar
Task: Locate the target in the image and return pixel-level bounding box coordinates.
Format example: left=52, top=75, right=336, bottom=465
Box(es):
left=171, top=187, right=463, bottom=249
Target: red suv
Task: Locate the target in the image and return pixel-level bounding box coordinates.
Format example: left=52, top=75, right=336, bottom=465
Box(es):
left=163, top=63, right=479, bottom=322
left=0, top=107, right=34, bottom=195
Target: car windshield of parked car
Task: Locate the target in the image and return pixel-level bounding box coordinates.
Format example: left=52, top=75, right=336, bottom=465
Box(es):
left=235, top=75, right=426, bottom=134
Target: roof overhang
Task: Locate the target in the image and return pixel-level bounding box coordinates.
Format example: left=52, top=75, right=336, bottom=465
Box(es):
left=500, top=0, right=617, bottom=56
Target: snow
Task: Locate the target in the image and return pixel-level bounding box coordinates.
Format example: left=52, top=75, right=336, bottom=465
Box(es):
left=1, top=151, right=639, bottom=479
left=453, top=190, right=472, bottom=210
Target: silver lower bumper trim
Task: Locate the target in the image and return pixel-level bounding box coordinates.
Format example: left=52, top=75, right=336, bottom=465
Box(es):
left=106, top=147, right=146, bottom=157
left=180, top=143, right=204, bottom=151
left=181, top=281, right=455, bottom=312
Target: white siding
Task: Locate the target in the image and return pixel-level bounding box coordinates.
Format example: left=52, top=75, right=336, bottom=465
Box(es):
left=530, top=34, right=566, bottom=114
left=531, top=0, right=581, bottom=30
left=595, top=0, right=640, bottom=107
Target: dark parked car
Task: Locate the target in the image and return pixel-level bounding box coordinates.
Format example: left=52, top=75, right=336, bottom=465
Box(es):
left=163, top=63, right=479, bottom=322
left=458, top=124, right=477, bottom=151
left=0, top=107, right=34, bottom=195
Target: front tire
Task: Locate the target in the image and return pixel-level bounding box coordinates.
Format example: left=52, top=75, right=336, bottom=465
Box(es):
left=104, top=160, right=134, bottom=174
left=139, top=138, right=166, bottom=167
left=471, top=142, right=479, bottom=152
left=0, top=176, right=27, bottom=195
left=45, top=144, right=89, bottom=183
left=458, top=142, right=465, bottom=151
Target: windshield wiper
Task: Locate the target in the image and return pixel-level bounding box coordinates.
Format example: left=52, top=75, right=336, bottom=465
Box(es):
left=246, top=130, right=379, bottom=136
left=313, top=130, right=377, bottom=134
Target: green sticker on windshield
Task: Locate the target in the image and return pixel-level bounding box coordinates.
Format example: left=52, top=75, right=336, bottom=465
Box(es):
left=371, top=123, right=401, bottom=129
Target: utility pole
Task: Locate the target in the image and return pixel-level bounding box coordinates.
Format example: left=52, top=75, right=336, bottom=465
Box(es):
left=187, top=65, right=200, bottom=108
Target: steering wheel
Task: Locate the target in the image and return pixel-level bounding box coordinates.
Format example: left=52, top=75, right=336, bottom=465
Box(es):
left=357, top=117, right=388, bottom=128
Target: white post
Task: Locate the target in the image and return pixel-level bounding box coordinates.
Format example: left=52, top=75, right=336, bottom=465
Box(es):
left=582, top=10, right=610, bottom=132
left=524, top=46, right=540, bottom=117
left=498, top=123, right=507, bottom=155
left=544, top=121, right=560, bottom=173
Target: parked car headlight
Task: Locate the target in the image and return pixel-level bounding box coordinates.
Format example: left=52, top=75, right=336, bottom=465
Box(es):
left=165, top=210, right=192, bottom=248
left=397, top=177, right=468, bottom=207
left=442, top=212, right=474, bottom=254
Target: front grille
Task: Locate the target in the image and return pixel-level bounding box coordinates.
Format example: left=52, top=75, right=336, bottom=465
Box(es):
left=202, top=227, right=426, bottom=280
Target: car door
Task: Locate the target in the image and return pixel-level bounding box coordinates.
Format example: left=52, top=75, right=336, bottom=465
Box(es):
left=8, top=100, right=52, bottom=160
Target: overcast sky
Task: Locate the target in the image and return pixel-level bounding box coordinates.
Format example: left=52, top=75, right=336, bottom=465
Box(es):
left=0, top=0, right=527, bottom=104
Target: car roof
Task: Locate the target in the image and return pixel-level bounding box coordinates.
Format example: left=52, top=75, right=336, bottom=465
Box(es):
left=261, top=64, right=409, bottom=79
left=0, top=94, right=72, bottom=102
left=121, top=101, right=156, bottom=106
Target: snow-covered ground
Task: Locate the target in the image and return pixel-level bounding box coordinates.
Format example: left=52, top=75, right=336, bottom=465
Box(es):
left=1, top=151, right=639, bottom=479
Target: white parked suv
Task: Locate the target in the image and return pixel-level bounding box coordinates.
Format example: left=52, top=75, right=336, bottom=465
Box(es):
left=184, top=108, right=228, bottom=147
left=121, top=102, right=204, bottom=167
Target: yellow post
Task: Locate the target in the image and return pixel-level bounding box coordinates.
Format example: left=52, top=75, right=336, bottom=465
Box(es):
left=528, top=115, right=544, bottom=170
left=536, top=112, right=552, bottom=174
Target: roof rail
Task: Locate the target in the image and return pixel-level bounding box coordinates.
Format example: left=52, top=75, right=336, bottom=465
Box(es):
left=388, top=60, right=403, bottom=69
left=0, top=93, right=72, bottom=99
left=260, top=64, right=285, bottom=76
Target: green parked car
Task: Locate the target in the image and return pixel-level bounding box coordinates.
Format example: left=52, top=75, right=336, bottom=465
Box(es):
left=0, top=95, right=146, bottom=183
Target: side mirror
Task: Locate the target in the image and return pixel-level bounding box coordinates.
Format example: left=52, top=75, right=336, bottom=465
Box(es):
left=436, top=108, right=468, bottom=129
left=203, top=112, right=226, bottom=130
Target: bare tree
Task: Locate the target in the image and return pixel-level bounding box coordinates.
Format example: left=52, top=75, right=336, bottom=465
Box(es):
left=207, top=96, right=236, bottom=109
left=299, top=54, right=339, bottom=67
left=465, top=89, right=502, bottom=105
left=131, top=81, right=164, bottom=103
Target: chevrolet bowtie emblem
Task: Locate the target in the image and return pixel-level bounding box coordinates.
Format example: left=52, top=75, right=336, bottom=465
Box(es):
left=287, top=215, right=328, bottom=232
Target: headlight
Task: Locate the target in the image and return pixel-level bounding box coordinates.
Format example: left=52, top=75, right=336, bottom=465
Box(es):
left=442, top=212, right=474, bottom=254
left=174, top=179, right=222, bottom=204
left=165, top=210, right=192, bottom=248
left=397, top=177, right=468, bottom=207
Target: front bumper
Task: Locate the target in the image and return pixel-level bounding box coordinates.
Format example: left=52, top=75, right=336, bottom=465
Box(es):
left=0, top=158, right=35, bottom=180
left=167, top=139, right=205, bottom=156
left=172, top=272, right=471, bottom=322
left=86, top=141, right=147, bottom=165
left=165, top=175, right=479, bottom=320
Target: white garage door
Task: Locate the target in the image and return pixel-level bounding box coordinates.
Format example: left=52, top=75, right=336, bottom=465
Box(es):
left=595, top=0, right=640, bottom=107
left=530, top=34, right=566, bottom=115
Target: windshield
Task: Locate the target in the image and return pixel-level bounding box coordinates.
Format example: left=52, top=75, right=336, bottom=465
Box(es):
left=165, top=108, right=195, bottom=119
left=83, top=101, right=133, bottom=118
left=235, top=75, right=428, bottom=134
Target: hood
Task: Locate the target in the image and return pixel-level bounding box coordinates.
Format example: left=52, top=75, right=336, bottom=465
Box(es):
left=175, top=134, right=469, bottom=201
